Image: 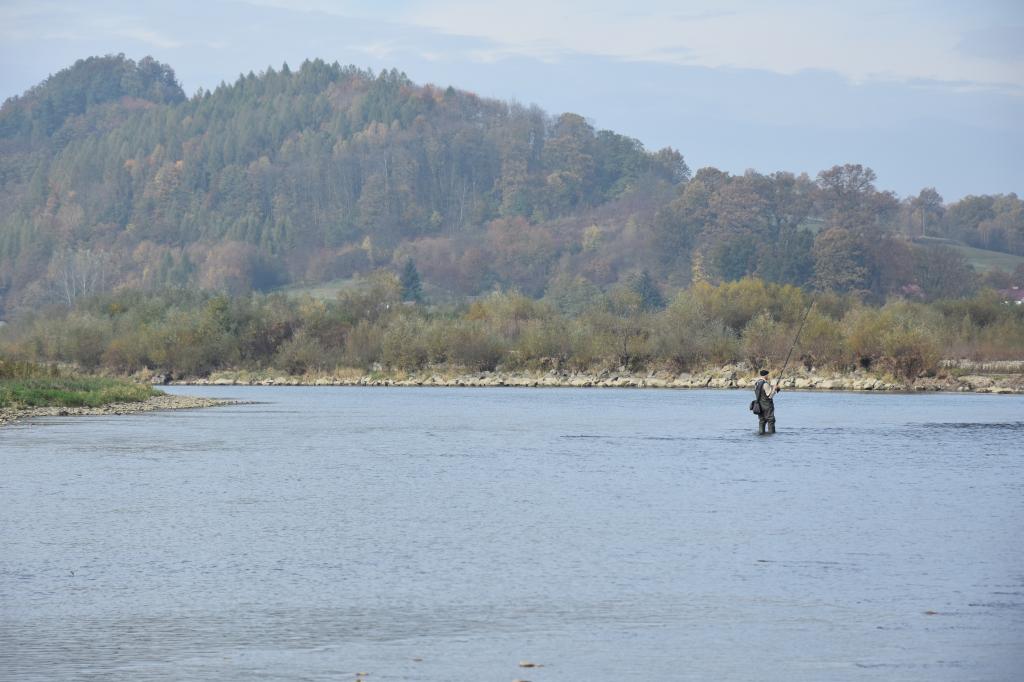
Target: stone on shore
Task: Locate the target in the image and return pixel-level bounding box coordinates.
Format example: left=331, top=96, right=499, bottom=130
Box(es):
left=168, top=364, right=1024, bottom=394
left=0, top=394, right=235, bottom=428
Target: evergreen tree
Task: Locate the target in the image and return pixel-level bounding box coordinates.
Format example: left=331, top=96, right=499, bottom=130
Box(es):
left=400, top=258, right=423, bottom=302
left=629, top=270, right=665, bottom=311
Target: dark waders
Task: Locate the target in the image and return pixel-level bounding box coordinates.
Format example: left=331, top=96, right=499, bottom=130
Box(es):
left=755, top=379, right=775, bottom=434
left=758, top=400, right=775, bottom=434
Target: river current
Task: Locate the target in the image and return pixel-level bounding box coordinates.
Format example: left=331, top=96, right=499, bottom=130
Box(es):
left=2, top=386, right=1022, bottom=680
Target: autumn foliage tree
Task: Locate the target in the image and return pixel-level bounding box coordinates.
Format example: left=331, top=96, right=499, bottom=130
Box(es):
left=0, top=54, right=1018, bottom=318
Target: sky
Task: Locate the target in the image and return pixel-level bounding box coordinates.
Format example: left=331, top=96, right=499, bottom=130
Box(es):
left=1, top=0, right=1021, bottom=199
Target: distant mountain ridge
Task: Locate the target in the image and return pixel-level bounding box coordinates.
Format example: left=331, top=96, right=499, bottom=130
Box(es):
left=0, top=54, right=1020, bottom=313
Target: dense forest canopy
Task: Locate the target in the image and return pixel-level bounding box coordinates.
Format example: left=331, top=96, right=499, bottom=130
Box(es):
left=0, top=54, right=1022, bottom=317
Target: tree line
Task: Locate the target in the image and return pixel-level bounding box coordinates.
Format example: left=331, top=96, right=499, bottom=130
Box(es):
left=2, top=277, right=1021, bottom=381
left=1, top=55, right=1022, bottom=314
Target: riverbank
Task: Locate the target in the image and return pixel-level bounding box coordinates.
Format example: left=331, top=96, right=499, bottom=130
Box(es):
left=174, top=365, right=1024, bottom=394
left=0, top=394, right=235, bottom=428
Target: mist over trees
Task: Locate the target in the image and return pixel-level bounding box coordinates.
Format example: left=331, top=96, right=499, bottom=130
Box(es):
left=0, top=54, right=1022, bottom=318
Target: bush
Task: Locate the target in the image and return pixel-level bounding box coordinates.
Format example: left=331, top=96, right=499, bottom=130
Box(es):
left=58, top=313, right=112, bottom=370
left=844, top=307, right=887, bottom=368
left=653, top=293, right=737, bottom=370
left=380, top=314, right=429, bottom=370
left=692, top=278, right=768, bottom=331
left=1, top=278, right=1021, bottom=379
left=740, top=312, right=789, bottom=369
left=274, top=330, right=333, bottom=375
left=563, top=318, right=606, bottom=371
left=444, top=320, right=507, bottom=371
left=513, top=318, right=576, bottom=370
left=336, top=270, right=402, bottom=323
left=344, top=320, right=384, bottom=368
left=465, top=290, right=551, bottom=338
left=881, top=327, right=940, bottom=380
left=585, top=309, right=652, bottom=369
left=146, top=311, right=234, bottom=376
left=973, top=317, right=1024, bottom=360
left=100, top=332, right=152, bottom=374
left=798, top=312, right=847, bottom=369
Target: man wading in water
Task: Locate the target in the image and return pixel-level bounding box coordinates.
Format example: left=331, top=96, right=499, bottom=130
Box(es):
left=754, top=369, right=779, bottom=434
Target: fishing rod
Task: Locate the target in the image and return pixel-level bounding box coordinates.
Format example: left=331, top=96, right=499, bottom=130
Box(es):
left=775, top=293, right=816, bottom=391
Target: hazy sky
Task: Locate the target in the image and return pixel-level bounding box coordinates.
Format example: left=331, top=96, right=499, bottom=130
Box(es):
left=1, top=0, right=1021, bottom=199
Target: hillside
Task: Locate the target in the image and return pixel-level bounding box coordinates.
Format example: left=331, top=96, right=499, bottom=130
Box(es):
left=0, top=54, right=1022, bottom=315
left=913, top=237, right=1024, bottom=273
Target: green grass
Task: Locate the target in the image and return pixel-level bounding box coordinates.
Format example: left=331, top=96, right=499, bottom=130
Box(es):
left=952, top=244, right=1024, bottom=273
left=0, top=362, right=161, bottom=408
left=914, top=236, right=1024, bottom=273
left=275, top=277, right=363, bottom=300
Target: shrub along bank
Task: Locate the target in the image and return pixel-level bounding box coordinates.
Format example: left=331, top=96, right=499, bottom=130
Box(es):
left=0, top=360, right=159, bottom=408
left=1, top=277, right=1023, bottom=385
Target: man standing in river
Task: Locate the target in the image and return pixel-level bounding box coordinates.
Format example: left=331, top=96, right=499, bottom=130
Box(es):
left=754, top=369, right=779, bottom=434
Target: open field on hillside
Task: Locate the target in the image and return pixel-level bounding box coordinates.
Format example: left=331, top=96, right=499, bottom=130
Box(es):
left=914, top=236, right=1024, bottom=272
left=277, top=278, right=361, bottom=301
left=953, top=244, right=1024, bottom=272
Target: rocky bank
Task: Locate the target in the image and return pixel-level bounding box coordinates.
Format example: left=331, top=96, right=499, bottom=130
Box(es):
left=0, top=394, right=235, bottom=428
left=178, top=365, right=1024, bottom=394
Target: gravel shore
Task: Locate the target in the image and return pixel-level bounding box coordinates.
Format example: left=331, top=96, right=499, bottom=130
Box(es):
left=179, top=366, right=1024, bottom=394
left=0, top=394, right=235, bottom=428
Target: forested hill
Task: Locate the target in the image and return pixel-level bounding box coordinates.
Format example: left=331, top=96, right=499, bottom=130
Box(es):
left=0, top=54, right=1021, bottom=314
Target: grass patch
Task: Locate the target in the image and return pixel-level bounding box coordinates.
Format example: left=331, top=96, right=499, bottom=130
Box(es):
left=953, top=244, right=1024, bottom=273
left=0, top=361, right=161, bottom=408
left=275, top=277, right=362, bottom=301
left=914, top=237, right=1024, bottom=273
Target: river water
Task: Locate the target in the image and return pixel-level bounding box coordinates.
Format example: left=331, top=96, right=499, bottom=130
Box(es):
left=1, top=387, right=1022, bottom=681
